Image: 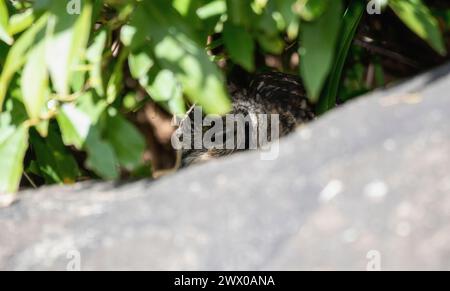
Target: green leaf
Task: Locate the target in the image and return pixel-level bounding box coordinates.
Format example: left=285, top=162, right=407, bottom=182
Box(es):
left=257, top=33, right=284, bottom=55
left=226, top=0, right=254, bottom=27
left=145, top=69, right=182, bottom=102
left=57, top=103, right=92, bottom=150
left=0, top=124, right=28, bottom=194
left=35, top=119, right=49, bottom=137
left=257, top=5, right=279, bottom=36
left=0, top=0, right=12, bottom=45
left=3, top=97, right=28, bottom=127
left=0, top=14, right=48, bottom=111
left=168, top=91, right=187, bottom=115
left=120, top=23, right=148, bottom=51
left=0, top=114, right=15, bottom=145
left=274, top=0, right=299, bottom=39
left=85, top=130, right=119, bottom=180
left=136, top=1, right=231, bottom=114
left=106, top=49, right=127, bottom=104
left=21, top=41, right=48, bottom=120
left=389, top=0, right=446, bottom=55
left=30, top=125, right=80, bottom=184
left=130, top=163, right=152, bottom=179
left=300, top=0, right=343, bottom=102
left=173, top=0, right=194, bottom=16
left=45, top=0, right=92, bottom=96
left=317, top=0, right=365, bottom=114
left=105, top=114, right=145, bottom=171
left=86, top=29, right=107, bottom=96
left=70, top=65, right=87, bottom=92
left=197, top=0, right=227, bottom=19
left=223, top=23, right=255, bottom=71
left=275, top=0, right=296, bottom=24
left=57, top=103, right=119, bottom=179
left=76, top=91, right=108, bottom=124
left=299, top=0, right=330, bottom=21
left=8, top=9, right=34, bottom=36
left=128, top=49, right=154, bottom=80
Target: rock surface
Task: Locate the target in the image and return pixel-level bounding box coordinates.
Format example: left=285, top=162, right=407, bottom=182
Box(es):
left=1, top=64, right=450, bottom=271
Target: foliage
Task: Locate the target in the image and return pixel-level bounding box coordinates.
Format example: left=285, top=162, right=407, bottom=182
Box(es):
left=0, top=0, right=447, bottom=193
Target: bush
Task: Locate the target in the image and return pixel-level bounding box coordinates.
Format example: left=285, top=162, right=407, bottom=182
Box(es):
left=0, top=0, right=447, bottom=193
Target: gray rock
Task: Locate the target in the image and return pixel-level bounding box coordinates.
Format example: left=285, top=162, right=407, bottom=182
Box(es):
left=1, top=64, right=450, bottom=271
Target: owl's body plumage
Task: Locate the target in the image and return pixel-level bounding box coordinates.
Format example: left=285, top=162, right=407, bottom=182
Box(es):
left=181, top=72, right=315, bottom=167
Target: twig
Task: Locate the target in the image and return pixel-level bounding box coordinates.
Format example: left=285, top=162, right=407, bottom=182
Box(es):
left=354, top=39, right=419, bottom=68
left=23, top=172, right=38, bottom=189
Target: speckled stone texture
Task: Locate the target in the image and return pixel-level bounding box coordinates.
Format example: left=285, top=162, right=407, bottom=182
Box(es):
left=1, top=64, right=450, bottom=271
